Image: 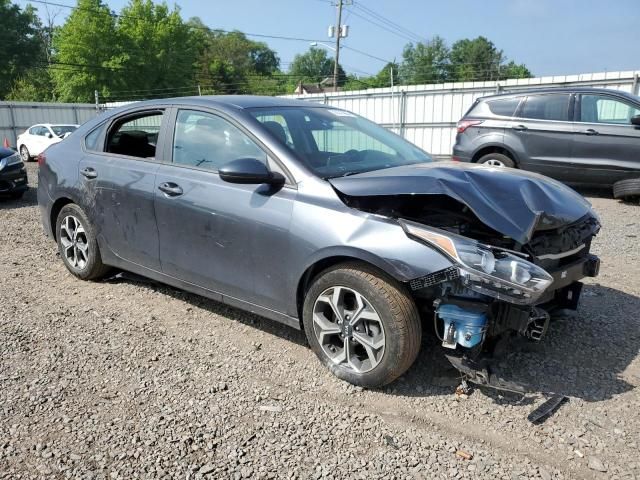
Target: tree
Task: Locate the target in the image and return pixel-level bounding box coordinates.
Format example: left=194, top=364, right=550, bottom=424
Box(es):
left=399, top=36, right=450, bottom=85
left=189, top=19, right=280, bottom=94
left=116, top=0, right=197, bottom=98
left=51, top=0, right=122, bottom=102
left=0, top=1, right=43, bottom=99
left=499, top=61, right=532, bottom=80
left=288, top=47, right=346, bottom=86
left=449, top=36, right=504, bottom=81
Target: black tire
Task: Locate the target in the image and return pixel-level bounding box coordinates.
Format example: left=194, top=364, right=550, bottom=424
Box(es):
left=19, top=145, right=31, bottom=162
left=55, top=204, right=111, bottom=280
left=477, top=152, right=515, bottom=168
left=302, top=262, right=421, bottom=388
left=613, top=178, right=640, bottom=200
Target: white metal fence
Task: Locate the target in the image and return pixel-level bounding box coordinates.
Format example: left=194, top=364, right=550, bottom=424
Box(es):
left=0, top=101, right=98, bottom=148
left=283, top=70, right=640, bottom=156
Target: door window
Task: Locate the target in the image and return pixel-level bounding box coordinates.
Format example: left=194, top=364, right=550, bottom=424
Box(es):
left=173, top=110, right=267, bottom=171
left=486, top=97, right=522, bottom=117
left=579, top=94, right=640, bottom=124
left=519, top=94, right=570, bottom=121
left=106, top=111, right=163, bottom=158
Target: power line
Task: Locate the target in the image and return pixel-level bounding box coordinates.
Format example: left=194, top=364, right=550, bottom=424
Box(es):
left=351, top=2, right=427, bottom=44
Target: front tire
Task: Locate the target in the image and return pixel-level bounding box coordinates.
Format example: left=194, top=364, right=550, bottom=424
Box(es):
left=302, top=263, right=422, bottom=388
left=55, top=204, right=110, bottom=280
left=19, top=145, right=31, bottom=162
left=477, top=152, right=515, bottom=168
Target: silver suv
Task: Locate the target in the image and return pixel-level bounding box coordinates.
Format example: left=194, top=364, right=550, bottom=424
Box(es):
left=452, top=87, right=640, bottom=199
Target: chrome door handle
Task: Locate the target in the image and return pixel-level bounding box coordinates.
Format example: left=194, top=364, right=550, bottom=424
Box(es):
left=80, top=167, right=97, bottom=179
left=158, top=182, right=183, bottom=196
left=512, top=124, right=528, bottom=131
left=584, top=128, right=599, bottom=136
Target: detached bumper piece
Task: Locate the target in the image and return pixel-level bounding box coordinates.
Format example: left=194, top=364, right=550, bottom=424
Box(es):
left=445, top=354, right=568, bottom=424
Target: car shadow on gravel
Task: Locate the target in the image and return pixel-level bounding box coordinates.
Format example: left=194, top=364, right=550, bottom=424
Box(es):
left=0, top=186, right=37, bottom=210
left=391, top=284, right=640, bottom=404
left=104, top=272, right=308, bottom=346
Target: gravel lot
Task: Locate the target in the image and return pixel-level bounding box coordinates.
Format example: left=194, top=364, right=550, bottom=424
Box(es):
left=1, top=163, right=639, bottom=479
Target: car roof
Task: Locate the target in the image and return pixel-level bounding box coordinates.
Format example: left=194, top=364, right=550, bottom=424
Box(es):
left=478, top=87, right=640, bottom=102
left=30, top=124, right=79, bottom=128
left=112, top=95, right=327, bottom=110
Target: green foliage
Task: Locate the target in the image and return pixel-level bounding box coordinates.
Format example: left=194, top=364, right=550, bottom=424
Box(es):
left=3, top=0, right=533, bottom=101
left=0, top=1, right=43, bottom=99
left=400, top=36, right=450, bottom=85
left=190, top=18, right=280, bottom=94
left=288, top=47, right=346, bottom=86
left=51, top=0, right=121, bottom=102
left=7, top=70, right=55, bottom=101
left=449, top=36, right=503, bottom=81
left=116, top=0, right=196, bottom=97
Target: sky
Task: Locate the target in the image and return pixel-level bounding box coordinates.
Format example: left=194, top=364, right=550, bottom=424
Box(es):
left=19, top=0, right=640, bottom=78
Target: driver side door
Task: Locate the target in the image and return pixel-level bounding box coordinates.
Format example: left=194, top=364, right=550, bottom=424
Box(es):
left=154, top=108, right=297, bottom=312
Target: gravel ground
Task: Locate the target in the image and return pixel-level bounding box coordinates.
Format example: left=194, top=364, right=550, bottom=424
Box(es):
left=1, top=163, right=639, bottom=479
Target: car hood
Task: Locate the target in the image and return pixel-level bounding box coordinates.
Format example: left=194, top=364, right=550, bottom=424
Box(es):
left=329, top=162, right=594, bottom=244
left=0, top=147, right=16, bottom=159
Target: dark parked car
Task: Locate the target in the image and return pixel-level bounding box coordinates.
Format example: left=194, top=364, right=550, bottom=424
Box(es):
left=453, top=87, right=640, bottom=199
left=38, top=96, right=600, bottom=388
left=0, top=146, right=28, bottom=199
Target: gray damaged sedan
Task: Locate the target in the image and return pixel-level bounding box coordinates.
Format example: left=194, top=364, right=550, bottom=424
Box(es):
left=38, top=96, right=600, bottom=388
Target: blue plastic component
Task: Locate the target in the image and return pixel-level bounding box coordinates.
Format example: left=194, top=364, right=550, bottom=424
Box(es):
left=437, top=304, right=488, bottom=348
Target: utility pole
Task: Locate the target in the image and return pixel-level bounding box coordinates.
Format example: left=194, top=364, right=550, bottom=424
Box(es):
left=332, top=0, right=343, bottom=92
left=94, top=90, right=99, bottom=112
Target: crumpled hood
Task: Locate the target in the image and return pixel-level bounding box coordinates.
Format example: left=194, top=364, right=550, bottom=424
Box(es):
left=329, top=162, right=594, bottom=244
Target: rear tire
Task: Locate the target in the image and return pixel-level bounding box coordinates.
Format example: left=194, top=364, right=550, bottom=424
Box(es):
left=613, top=178, right=640, bottom=200
left=302, top=262, right=422, bottom=388
left=55, top=204, right=111, bottom=280
left=19, top=145, right=31, bottom=162
left=477, top=152, right=515, bottom=168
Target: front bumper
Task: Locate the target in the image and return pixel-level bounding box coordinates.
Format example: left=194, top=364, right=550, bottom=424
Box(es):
left=536, top=253, right=600, bottom=305
left=0, top=163, right=28, bottom=194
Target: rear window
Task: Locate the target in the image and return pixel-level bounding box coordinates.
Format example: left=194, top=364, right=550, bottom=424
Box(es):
left=486, top=98, right=521, bottom=117
left=519, top=94, right=570, bottom=121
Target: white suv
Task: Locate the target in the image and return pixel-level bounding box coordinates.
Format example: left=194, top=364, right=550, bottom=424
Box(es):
left=17, top=124, right=78, bottom=162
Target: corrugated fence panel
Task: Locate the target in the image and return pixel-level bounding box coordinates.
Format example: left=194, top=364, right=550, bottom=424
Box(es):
left=284, top=70, right=640, bottom=156
left=0, top=102, right=97, bottom=147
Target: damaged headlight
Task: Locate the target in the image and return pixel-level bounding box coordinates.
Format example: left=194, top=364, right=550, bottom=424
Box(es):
left=400, top=220, right=553, bottom=304
left=0, top=152, right=21, bottom=172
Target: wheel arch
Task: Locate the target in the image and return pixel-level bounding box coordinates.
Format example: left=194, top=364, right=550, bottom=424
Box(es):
left=49, top=197, right=75, bottom=240
left=471, top=144, right=519, bottom=166
left=295, top=251, right=412, bottom=325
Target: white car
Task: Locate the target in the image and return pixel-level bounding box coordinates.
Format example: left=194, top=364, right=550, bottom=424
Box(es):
left=17, top=124, right=79, bottom=162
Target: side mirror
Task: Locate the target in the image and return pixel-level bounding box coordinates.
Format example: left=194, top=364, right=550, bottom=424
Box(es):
left=219, top=158, right=284, bottom=186
left=46, top=132, right=53, bottom=139
left=631, top=115, right=640, bottom=126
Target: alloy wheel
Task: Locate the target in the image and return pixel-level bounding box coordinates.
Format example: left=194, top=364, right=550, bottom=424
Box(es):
left=312, top=286, right=385, bottom=373
left=59, top=215, right=89, bottom=270
left=20, top=146, right=29, bottom=162
left=484, top=158, right=506, bottom=167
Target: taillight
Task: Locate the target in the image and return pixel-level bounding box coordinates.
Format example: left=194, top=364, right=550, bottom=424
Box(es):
left=457, top=120, right=483, bottom=133
left=37, top=153, right=46, bottom=166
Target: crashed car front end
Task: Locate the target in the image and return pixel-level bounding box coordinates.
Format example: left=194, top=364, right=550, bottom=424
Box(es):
left=330, top=162, right=601, bottom=388
left=402, top=214, right=600, bottom=350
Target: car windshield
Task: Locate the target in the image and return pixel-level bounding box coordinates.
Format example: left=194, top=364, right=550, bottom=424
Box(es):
left=249, top=106, right=431, bottom=178
left=51, top=125, right=77, bottom=137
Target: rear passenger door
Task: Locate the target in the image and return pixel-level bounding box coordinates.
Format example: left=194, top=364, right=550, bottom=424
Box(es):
left=78, top=108, right=168, bottom=271
left=510, top=93, right=575, bottom=180
left=571, top=93, right=640, bottom=186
